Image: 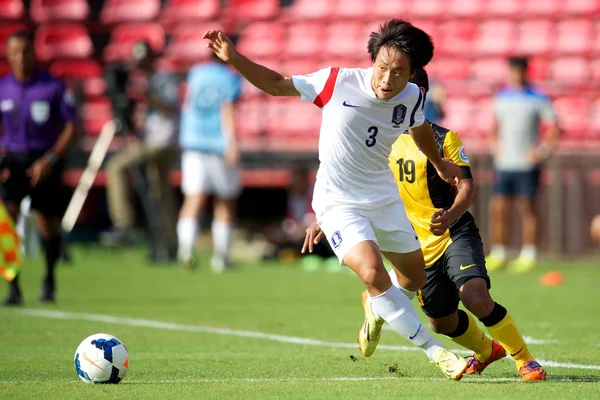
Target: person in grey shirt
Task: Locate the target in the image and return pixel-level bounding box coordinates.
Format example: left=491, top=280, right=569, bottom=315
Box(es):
left=486, top=57, right=560, bottom=273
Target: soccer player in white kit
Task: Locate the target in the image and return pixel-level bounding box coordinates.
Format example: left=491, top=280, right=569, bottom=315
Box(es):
left=204, top=20, right=467, bottom=379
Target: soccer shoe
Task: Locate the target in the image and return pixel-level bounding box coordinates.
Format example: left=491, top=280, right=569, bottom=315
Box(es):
left=507, top=257, right=537, bottom=274
left=431, top=347, right=469, bottom=380
left=485, top=253, right=506, bottom=271
left=519, top=361, right=546, bottom=382
left=464, top=340, right=507, bottom=375
left=210, top=255, right=229, bottom=273
left=39, top=281, right=56, bottom=304
left=177, top=250, right=196, bottom=269
left=2, top=293, right=23, bottom=307
left=357, top=290, right=385, bottom=357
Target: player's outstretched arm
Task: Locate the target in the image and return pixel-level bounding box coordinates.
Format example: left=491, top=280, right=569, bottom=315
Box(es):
left=203, top=30, right=299, bottom=97
left=409, top=123, right=461, bottom=186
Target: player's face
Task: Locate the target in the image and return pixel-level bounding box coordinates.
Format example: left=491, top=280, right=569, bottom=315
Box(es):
left=509, top=66, right=526, bottom=87
left=371, top=47, right=412, bottom=101
left=7, top=37, right=35, bottom=78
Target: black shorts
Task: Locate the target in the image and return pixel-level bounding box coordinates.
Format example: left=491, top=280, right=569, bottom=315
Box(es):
left=0, top=151, right=68, bottom=217
left=492, top=169, right=540, bottom=199
left=417, top=230, right=490, bottom=319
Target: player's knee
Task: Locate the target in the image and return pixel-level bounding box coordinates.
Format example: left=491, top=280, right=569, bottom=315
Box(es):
left=357, top=262, right=389, bottom=291
left=460, top=283, right=494, bottom=318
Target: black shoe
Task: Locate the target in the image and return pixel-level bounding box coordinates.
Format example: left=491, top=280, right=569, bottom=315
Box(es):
left=40, top=280, right=56, bottom=303
left=99, top=228, right=140, bottom=247
left=3, top=293, right=23, bottom=306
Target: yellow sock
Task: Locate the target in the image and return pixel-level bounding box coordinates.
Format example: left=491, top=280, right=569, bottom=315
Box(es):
left=447, top=311, right=493, bottom=361
left=486, top=311, right=534, bottom=370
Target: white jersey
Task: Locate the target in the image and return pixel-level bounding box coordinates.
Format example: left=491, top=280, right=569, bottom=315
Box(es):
left=292, top=67, right=425, bottom=214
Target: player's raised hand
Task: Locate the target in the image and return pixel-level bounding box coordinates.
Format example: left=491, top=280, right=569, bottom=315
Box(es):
left=301, top=221, right=324, bottom=254
left=435, top=158, right=462, bottom=186
left=203, top=30, right=236, bottom=63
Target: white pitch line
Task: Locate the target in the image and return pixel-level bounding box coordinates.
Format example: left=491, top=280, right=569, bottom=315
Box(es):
left=1, top=376, right=599, bottom=385
left=14, top=308, right=600, bottom=371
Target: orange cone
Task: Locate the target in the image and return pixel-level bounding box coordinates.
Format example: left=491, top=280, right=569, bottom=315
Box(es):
left=540, top=271, right=564, bottom=286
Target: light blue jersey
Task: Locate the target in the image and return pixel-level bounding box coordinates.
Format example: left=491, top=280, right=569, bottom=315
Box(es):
left=179, top=62, right=241, bottom=154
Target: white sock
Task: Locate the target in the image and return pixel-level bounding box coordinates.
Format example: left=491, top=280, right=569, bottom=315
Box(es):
left=388, top=269, right=416, bottom=300
left=490, top=244, right=507, bottom=260
left=519, top=244, right=537, bottom=260
left=177, top=218, right=198, bottom=257
left=370, top=285, right=444, bottom=360
left=212, top=220, right=233, bottom=260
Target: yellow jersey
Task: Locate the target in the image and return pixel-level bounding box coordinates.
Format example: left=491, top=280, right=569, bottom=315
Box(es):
left=389, top=122, right=476, bottom=266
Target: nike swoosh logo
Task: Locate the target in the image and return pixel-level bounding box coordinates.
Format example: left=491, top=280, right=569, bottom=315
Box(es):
left=460, top=263, right=476, bottom=271
left=510, top=345, right=524, bottom=357
left=342, top=101, right=360, bottom=108
left=409, top=324, right=421, bottom=340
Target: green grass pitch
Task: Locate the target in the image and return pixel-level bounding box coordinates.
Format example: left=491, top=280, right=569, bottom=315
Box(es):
left=1, top=247, right=600, bottom=399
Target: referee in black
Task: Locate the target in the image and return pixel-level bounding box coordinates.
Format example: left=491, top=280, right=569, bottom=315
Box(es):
left=0, top=32, right=77, bottom=305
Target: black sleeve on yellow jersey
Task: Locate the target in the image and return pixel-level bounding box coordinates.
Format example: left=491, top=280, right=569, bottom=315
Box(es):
left=441, top=129, right=473, bottom=180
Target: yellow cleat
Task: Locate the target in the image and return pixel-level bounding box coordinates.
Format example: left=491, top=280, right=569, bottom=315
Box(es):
left=507, top=257, right=537, bottom=274
left=485, top=253, right=507, bottom=271
left=358, top=291, right=385, bottom=357
left=431, top=347, right=469, bottom=381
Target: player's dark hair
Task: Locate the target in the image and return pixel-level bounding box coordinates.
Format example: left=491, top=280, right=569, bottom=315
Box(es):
left=367, top=19, right=434, bottom=72
left=409, top=68, right=430, bottom=93
left=508, top=56, right=528, bottom=70
left=7, top=31, right=33, bottom=43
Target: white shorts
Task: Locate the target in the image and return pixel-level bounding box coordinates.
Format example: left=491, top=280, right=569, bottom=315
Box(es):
left=181, top=150, right=241, bottom=197
left=318, top=200, right=421, bottom=264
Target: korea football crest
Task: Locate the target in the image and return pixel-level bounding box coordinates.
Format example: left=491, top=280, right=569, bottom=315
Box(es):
left=31, top=101, right=50, bottom=125
left=392, top=104, right=407, bottom=127
left=331, top=230, right=342, bottom=249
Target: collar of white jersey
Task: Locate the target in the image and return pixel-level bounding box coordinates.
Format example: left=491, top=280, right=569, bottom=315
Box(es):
left=363, top=67, right=414, bottom=103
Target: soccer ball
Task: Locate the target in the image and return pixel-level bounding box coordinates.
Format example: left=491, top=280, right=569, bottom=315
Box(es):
left=73, top=333, right=129, bottom=384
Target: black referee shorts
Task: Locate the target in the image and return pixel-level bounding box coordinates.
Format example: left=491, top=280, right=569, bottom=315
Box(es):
left=0, top=151, right=68, bottom=217
left=416, top=229, right=490, bottom=319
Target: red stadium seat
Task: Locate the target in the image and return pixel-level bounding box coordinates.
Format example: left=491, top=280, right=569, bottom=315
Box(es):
left=103, top=23, right=165, bottom=63
left=286, top=22, right=325, bottom=58
left=164, top=23, right=219, bottom=64
left=0, top=0, right=24, bottom=20
left=100, top=0, right=160, bottom=24
left=590, top=98, right=600, bottom=136
left=283, top=0, right=336, bottom=20
left=162, top=0, right=219, bottom=24
left=34, top=24, right=93, bottom=62
left=228, top=0, right=279, bottom=22
left=564, top=0, right=600, bottom=15
left=0, top=23, right=27, bottom=58
left=280, top=58, right=319, bottom=76
left=426, top=58, right=470, bottom=81
left=278, top=100, right=321, bottom=137
left=515, top=19, right=553, bottom=56
left=371, top=0, right=409, bottom=20
left=555, top=19, right=593, bottom=55
left=82, top=97, right=112, bottom=136
left=550, top=57, right=589, bottom=84
left=590, top=59, right=600, bottom=82
left=442, top=97, right=474, bottom=135
left=474, top=20, right=515, bottom=56
left=553, top=96, right=591, bottom=136
left=235, top=98, right=266, bottom=141
left=473, top=97, right=494, bottom=135
left=237, top=22, right=285, bottom=59
left=411, top=0, right=444, bottom=18
left=325, top=21, right=366, bottom=58
left=333, top=0, right=368, bottom=19
left=447, top=0, right=485, bottom=17
left=30, top=0, right=89, bottom=23
left=437, top=20, right=477, bottom=56
left=527, top=57, right=549, bottom=81
left=470, top=58, right=508, bottom=83
left=50, top=59, right=105, bottom=97
left=522, top=0, right=560, bottom=16
left=487, top=0, right=523, bottom=17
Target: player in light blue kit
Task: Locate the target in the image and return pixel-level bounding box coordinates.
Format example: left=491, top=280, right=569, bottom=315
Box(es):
left=177, top=54, right=242, bottom=272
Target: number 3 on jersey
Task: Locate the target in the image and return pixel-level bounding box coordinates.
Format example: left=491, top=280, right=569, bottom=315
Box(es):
left=366, top=126, right=378, bottom=147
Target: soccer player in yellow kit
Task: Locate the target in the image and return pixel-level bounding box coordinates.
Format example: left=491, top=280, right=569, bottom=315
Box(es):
left=304, top=69, right=546, bottom=382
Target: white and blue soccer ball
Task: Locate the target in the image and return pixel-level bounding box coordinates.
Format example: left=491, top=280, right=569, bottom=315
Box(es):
left=74, top=333, right=129, bottom=384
